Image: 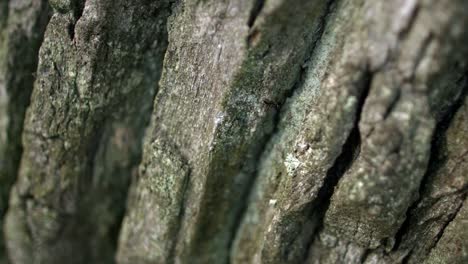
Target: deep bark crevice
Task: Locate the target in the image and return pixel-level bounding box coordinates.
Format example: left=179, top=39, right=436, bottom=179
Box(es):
left=110, top=1, right=180, bottom=257
left=247, top=0, right=265, bottom=28
left=392, top=83, right=467, bottom=253
left=427, top=193, right=466, bottom=254
left=68, top=0, right=86, bottom=40
left=303, top=70, right=373, bottom=263
left=227, top=0, right=338, bottom=260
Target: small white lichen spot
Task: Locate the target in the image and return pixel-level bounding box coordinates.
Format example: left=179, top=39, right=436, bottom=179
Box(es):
left=284, top=153, right=301, bottom=176
left=368, top=205, right=382, bottom=215
left=269, top=199, right=277, bottom=206
left=68, top=70, right=76, bottom=78
left=344, top=96, right=357, bottom=111
left=349, top=180, right=367, bottom=202
left=320, top=232, right=337, bottom=247
left=214, top=112, right=224, bottom=126
left=64, top=141, right=71, bottom=150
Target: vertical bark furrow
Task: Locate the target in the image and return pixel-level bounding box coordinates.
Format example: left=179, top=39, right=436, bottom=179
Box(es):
left=388, top=94, right=468, bottom=264
left=117, top=2, right=253, bottom=262
left=247, top=0, right=264, bottom=28
left=117, top=132, right=191, bottom=264
left=424, top=197, right=468, bottom=264
left=308, top=91, right=468, bottom=264
left=227, top=0, right=339, bottom=260
left=117, top=0, right=332, bottom=263
left=231, top=1, right=375, bottom=263
left=0, top=1, right=50, bottom=262
left=308, top=0, right=468, bottom=263
left=302, top=79, right=370, bottom=264
left=4, top=0, right=174, bottom=263
left=170, top=0, right=334, bottom=262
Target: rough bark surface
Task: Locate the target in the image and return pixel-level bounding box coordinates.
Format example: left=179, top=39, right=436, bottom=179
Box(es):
left=117, top=0, right=331, bottom=263
left=0, top=1, right=49, bottom=262
left=0, top=0, right=466, bottom=263
left=3, top=0, right=173, bottom=263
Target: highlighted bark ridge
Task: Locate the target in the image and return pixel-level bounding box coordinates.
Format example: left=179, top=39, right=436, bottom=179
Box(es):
left=117, top=0, right=332, bottom=263
left=323, top=0, right=468, bottom=252
left=4, top=0, right=173, bottom=263
left=233, top=0, right=468, bottom=263
left=0, top=0, right=49, bottom=262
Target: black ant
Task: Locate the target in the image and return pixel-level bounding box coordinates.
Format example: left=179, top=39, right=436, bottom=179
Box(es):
left=262, top=98, right=281, bottom=110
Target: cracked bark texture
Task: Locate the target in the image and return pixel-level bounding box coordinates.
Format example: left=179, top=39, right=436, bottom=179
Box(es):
left=0, top=0, right=467, bottom=263
left=117, top=0, right=333, bottom=263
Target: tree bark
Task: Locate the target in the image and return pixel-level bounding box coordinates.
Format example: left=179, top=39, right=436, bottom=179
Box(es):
left=0, top=1, right=49, bottom=262
left=3, top=0, right=172, bottom=263
left=0, top=0, right=467, bottom=264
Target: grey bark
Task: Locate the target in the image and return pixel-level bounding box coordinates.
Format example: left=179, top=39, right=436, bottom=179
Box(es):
left=3, top=0, right=172, bottom=263
left=0, top=0, right=467, bottom=264
left=0, top=1, right=49, bottom=262
left=117, top=0, right=331, bottom=263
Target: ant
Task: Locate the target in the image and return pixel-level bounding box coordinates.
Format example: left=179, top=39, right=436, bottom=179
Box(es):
left=262, top=98, right=281, bottom=110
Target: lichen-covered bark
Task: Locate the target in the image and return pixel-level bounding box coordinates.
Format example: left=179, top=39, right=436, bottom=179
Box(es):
left=425, top=198, right=468, bottom=264
left=306, top=95, right=467, bottom=264
left=117, top=0, right=332, bottom=263
left=231, top=0, right=369, bottom=262
left=3, top=0, right=173, bottom=263
left=232, top=0, right=468, bottom=263
left=304, top=0, right=468, bottom=263
left=396, top=96, right=468, bottom=263
left=322, top=0, right=467, bottom=247
left=0, top=0, right=49, bottom=262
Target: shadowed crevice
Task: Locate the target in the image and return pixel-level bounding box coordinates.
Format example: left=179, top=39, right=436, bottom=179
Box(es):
left=227, top=0, right=340, bottom=261
left=66, top=0, right=85, bottom=40
left=303, top=70, right=373, bottom=263
left=427, top=193, right=466, bottom=254
left=392, top=79, right=468, bottom=257
left=0, top=1, right=51, bottom=261
left=247, top=0, right=265, bottom=27
left=110, top=1, right=181, bottom=262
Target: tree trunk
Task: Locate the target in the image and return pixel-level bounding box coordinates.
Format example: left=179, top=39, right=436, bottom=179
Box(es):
left=0, top=0, right=467, bottom=264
